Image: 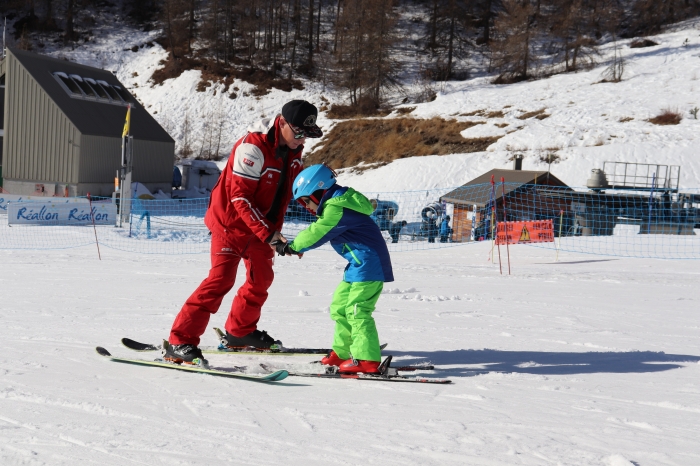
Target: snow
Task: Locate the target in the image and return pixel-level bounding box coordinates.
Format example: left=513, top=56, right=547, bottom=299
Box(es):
left=3, top=10, right=700, bottom=466
left=1, top=243, right=699, bottom=465
left=35, top=17, right=700, bottom=195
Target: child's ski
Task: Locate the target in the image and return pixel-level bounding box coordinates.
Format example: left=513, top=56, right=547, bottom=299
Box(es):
left=260, top=356, right=451, bottom=384
left=307, top=360, right=434, bottom=371
left=95, top=346, right=288, bottom=382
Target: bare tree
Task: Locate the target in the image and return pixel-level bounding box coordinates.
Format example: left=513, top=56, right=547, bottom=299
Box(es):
left=64, top=0, right=76, bottom=43
left=491, top=0, right=540, bottom=83
left=473, top=0, right=503, bottom=45
left=550, top=0, right=600, bottom=72
left=307, top=0, right=315, bottom=73
left=601, top=35, right=624, bottom=83
left=335, top=0, right=402, bottom=108
left=423, top=0, right=472, bottom=80
left=288, top=0, right=302, bottom=78
left=179, top=106, right=194, bottom=159
left=629, top=0, right=700, bottom=36
left=161, top=0, right=191, bottom=60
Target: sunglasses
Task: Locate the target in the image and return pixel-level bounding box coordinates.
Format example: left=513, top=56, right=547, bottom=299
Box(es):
left=287, top=121, right=307, bottom=139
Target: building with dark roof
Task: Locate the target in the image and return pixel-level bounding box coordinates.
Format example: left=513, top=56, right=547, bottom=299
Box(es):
left=0, top=47, right=174, bottom=196
left=440, top=168, right=571, bottom=242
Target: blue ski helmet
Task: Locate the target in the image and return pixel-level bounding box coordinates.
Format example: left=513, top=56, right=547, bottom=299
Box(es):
left=293, top=164, right=336, bottom=201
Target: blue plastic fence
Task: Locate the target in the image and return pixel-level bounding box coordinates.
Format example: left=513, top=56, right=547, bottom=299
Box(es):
left=1, top=184, right=699, bottom=259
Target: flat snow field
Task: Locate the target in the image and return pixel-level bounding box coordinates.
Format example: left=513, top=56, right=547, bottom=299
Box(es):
left=0, top=243, right=699, bottom=466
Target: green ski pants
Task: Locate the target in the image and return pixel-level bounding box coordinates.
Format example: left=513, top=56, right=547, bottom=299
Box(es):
left=329, top=280, right=383, bottom=362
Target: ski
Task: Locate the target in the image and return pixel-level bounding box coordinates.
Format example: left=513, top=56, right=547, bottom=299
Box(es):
left=121, top=337, right=329, bottom=355
left=307, top=360, right=434, bottom=372
left=95, top=346, right=288, bottom=383
left=121, top=329, right=388, bottom=356
left=260, top=356, right=451, bottom=384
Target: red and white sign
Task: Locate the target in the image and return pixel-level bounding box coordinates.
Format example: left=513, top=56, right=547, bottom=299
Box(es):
left=496, top=220, right=554, bottom=245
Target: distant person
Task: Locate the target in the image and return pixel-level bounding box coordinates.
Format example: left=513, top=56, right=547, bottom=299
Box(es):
left=426, top=212, right=438, bottom=243
left=440, top=215, right=452, bottom=243
left=389, top=220, right=407, bottom=243
left=276, top=164, right=394, bottom=374
left=165, top=100, right=323, bottom=364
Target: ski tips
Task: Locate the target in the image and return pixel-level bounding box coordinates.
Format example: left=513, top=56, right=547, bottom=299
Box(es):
left=121, top=338, right=160, bottom=351
left=95, top=346, right=112, bottom=357
left=269, top=370, right=290, bottom=381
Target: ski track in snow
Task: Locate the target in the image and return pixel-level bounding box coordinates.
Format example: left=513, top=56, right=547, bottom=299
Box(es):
left=1, top=242, right=699, bottom=465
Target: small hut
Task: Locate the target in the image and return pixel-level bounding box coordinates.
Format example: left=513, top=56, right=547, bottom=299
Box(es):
left=440, top=169, right=571, bottom=242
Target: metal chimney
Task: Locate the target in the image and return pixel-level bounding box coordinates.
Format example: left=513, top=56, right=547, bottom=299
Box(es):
left=513, top=154, right=523, bottom=171
left=586, top=168, right=610, bottom=189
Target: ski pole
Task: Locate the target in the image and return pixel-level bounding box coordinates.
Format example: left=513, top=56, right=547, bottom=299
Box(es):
left=492, top=175, right=502, bottom=274
left=488, top=175, right=496, bottom=262
left=87, top=193, right=102, bottom=260
left=556, top=210, right=564, bottom=262
left=648, top=172, right=656, bottom=234
left=500, top=177, right=510, bottom=275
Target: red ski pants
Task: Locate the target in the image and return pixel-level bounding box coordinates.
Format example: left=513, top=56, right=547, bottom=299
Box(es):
left=169, top=234, right=275, bottom=346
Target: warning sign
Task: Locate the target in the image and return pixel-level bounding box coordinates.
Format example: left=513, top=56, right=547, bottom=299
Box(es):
left=519, top=225, right=531, bottom=242
left=496, top=220, right=554, bottom=245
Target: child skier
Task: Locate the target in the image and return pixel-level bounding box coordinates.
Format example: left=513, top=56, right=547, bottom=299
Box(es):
left=275, top=164, right=394, bottom=374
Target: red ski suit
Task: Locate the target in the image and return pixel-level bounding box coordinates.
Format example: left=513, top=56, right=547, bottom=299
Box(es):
left=169, top=116, right=304, bottom=345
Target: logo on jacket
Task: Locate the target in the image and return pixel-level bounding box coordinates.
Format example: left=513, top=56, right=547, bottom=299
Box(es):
left=243, top=158, right=254, bottom=167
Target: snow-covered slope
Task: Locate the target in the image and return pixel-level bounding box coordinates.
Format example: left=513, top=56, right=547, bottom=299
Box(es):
left=1, top=243, right=698, bottom=465
left=43, top=18, right=700, bottom=193
left=3, top=17, right=700, bottom=466
left=340, top=23, right=700, bottom=192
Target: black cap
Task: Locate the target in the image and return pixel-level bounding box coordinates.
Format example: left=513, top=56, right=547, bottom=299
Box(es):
left=281, top=100, right=323, bottom=138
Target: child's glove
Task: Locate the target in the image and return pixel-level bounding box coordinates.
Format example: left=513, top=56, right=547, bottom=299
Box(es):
left=272, top=240, right=302, bottom=258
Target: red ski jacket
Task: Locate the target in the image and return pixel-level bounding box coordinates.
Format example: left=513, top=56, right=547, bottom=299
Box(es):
left=205, top=115, right=304, bottom=245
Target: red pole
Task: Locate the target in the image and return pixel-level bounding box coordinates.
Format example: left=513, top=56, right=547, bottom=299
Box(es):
left=491, top=175, right=502, bottom=274
left=500, top=177, right=511, bottom=275
left=87, top=193, right=102, bottom=260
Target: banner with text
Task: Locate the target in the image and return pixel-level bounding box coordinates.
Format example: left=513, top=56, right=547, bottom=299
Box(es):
left=496, top=220, right=555, bottom=245
left=0, top=195, right=89, bottom=214
left=8, top=201, right=117, bottom=226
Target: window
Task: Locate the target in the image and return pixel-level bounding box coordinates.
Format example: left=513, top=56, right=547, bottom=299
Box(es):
left=54, top=72, right=82, bottom=95
left=70, top=75, right=97, bottom=98
left=112, top=85, right=131, bottom=103
left=85, top=78, right=109, bottom=100
left=97, top=80, right=124, bottom=102
left=52, top=72, right=130, bottom=106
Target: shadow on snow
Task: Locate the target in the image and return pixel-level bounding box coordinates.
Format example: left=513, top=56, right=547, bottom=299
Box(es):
left=387, top=349, right=700, bottom=377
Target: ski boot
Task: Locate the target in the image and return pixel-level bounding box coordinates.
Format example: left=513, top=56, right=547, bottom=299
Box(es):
left=162, top=341, right=208, bottom=367
left=320, top=350, right=346, bottom=367
left=338, top=358, right=381, bottom=374
left=220, top=329, right=282, bottom=350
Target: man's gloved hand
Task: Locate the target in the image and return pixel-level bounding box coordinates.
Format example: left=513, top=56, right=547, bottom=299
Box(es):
left=267, top=231, right=287, bottom=247
left=271, top=240, right=302, bottom=258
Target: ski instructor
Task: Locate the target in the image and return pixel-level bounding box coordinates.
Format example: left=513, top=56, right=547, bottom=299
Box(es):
left=165, top=100, right=323, bottom=364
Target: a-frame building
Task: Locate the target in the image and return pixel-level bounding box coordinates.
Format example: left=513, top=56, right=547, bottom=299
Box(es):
left=0, top=47, right=174, bottom=196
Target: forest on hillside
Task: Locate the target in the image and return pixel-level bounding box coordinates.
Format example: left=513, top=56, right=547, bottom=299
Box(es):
left=3, top=0, right=700, bottom=112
